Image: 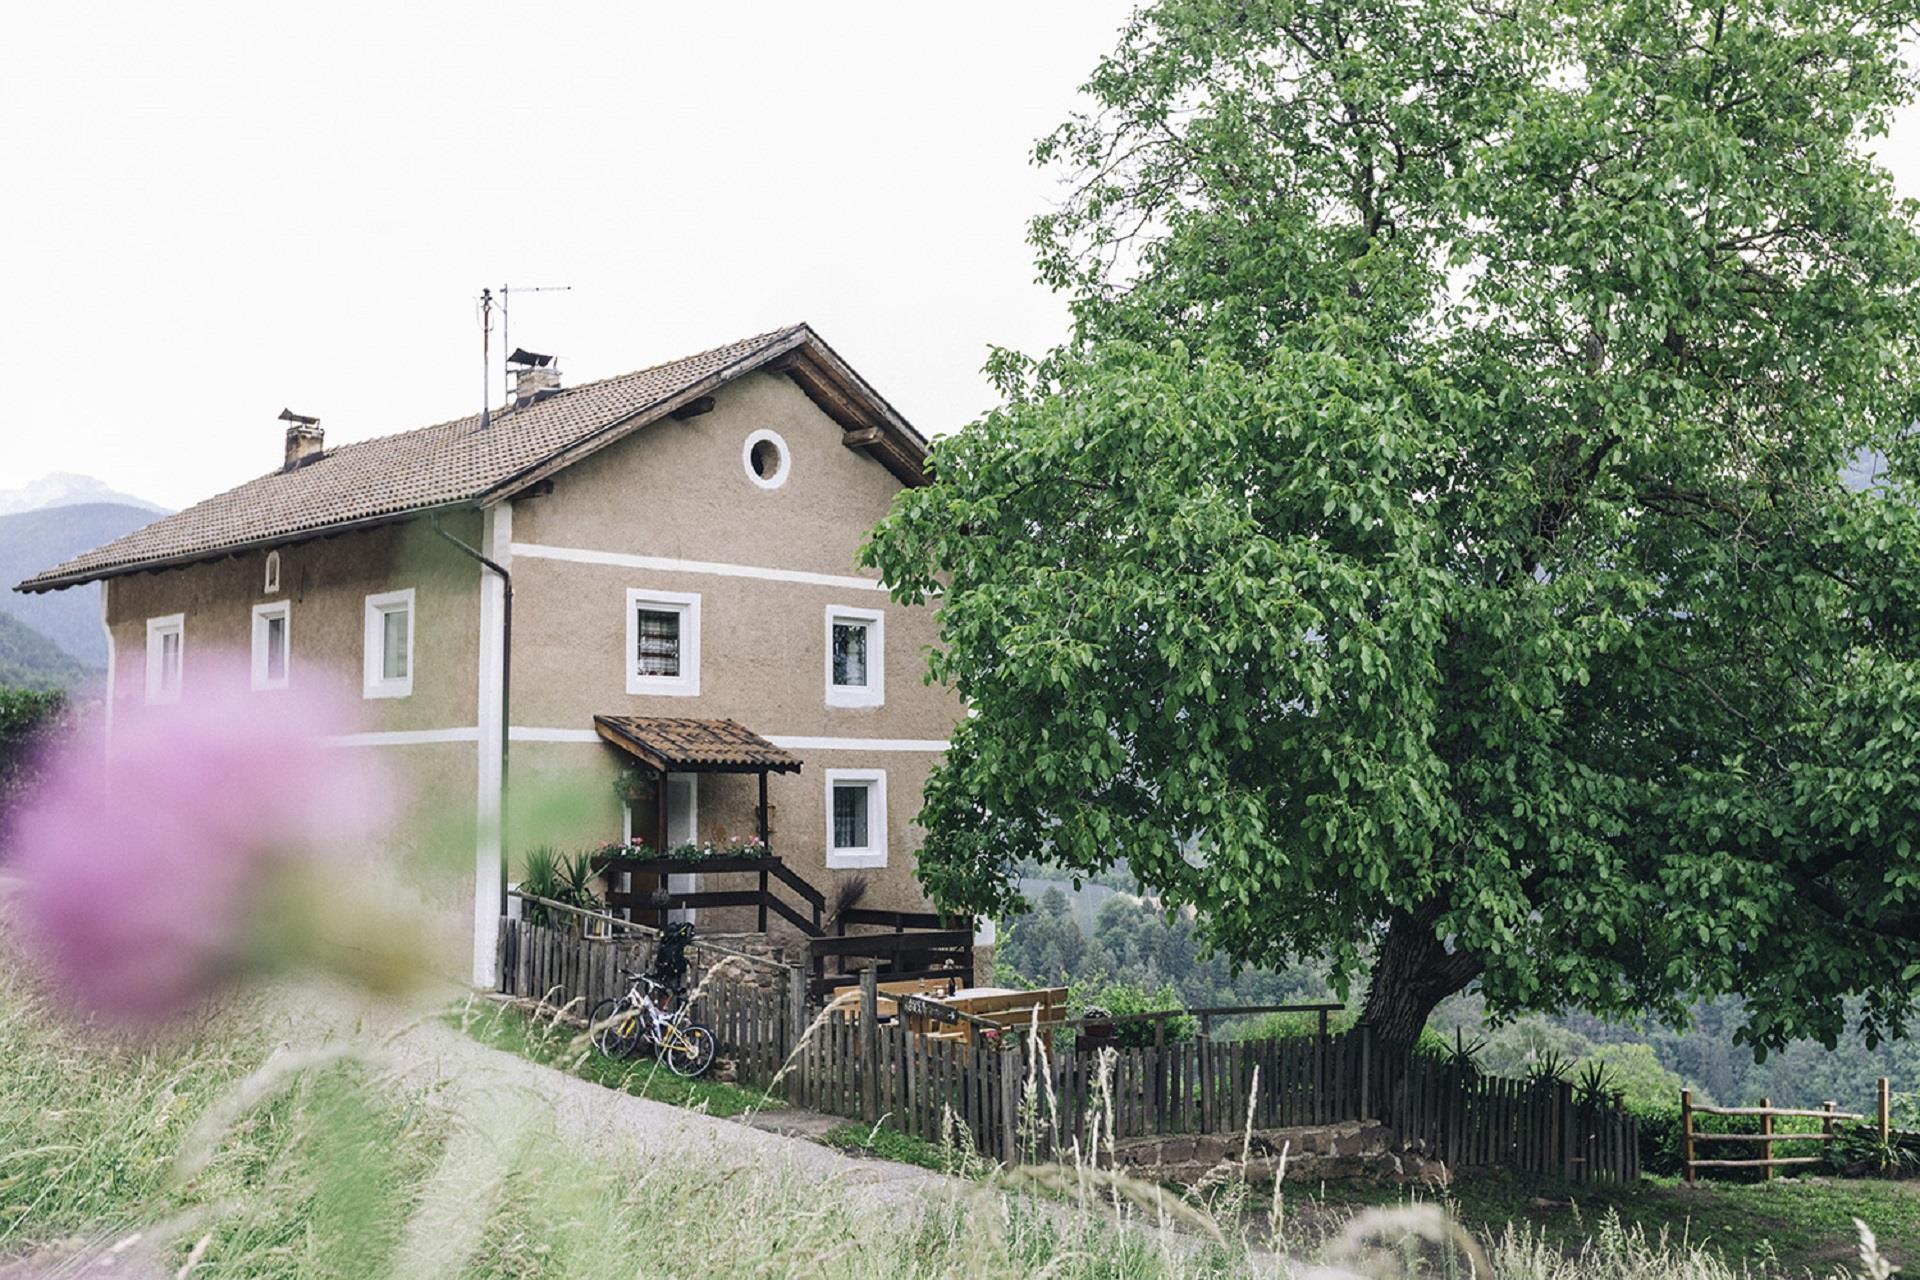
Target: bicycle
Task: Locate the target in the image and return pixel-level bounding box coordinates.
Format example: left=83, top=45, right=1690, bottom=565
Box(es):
left=588, top=970, right=717, bottom=1078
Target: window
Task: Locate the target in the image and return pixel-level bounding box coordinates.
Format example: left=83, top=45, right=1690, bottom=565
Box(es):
left=263, top=550, right=281, bottom=594
left=824, top=605, right=885, bottom=708
left=144, top=614, right=184, bottom=704
left=251, top=601, right=290, bottom=691
left=626, top=588, right=700, bottom=696
left=741, top=428, right=790, bottom=490
left=824, top=768, right=887, bottom=868
left=363, top=588, right=415, bottom=699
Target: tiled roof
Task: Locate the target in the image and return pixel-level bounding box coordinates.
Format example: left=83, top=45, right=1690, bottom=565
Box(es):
left=18, top=323, right=922, bottom=593
left=594, top=716, right=803, bottom=773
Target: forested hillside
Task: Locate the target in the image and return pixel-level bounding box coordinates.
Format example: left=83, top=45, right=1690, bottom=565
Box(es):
left=1001, top=869, right=1919, bottom=1110
left=0, top=614, right=93, bottom=690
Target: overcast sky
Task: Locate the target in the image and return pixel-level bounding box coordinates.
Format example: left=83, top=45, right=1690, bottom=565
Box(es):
left=1, top=3, right=1915, bottom=512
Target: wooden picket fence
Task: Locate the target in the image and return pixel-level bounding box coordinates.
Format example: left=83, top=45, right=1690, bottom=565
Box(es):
left=494, top=919, right=1637, bottom=1179
left=1376, top=1051, right=1640, bottom=1182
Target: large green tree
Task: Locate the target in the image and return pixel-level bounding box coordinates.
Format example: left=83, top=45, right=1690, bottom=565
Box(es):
left=865, top=0, right=1920, bottom=1055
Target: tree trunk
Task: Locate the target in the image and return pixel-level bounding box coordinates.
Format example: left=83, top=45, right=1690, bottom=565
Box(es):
left=1356, top=905, right=1483, bottom=1058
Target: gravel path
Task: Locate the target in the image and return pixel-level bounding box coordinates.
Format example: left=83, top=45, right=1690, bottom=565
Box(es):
left=372, top=998, right=965, bottom=1206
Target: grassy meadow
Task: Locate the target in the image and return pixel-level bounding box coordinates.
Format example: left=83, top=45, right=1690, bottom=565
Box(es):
left=0, top=946, right=1908, bottom=1278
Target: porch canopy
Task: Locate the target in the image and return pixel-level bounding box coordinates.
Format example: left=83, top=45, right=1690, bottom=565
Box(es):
left=592, top=715, right=802, bottom=775
left=593, top=715, right=800, bottom=853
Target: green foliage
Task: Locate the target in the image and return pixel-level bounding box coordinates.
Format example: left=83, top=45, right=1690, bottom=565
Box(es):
left=1573, top=1060, right=1620, bottom=1111
left=1074, top=978, right=1195, bottom=1048
left=0, top=686, right=70, bottom=855
left=996, top=890, right=1335, bottom=1016
left=1231, top=1008, right=1354, bottom=1045
left=1434, top=990, right=1920, bottom=1111
left=822, top=1121, right=954, bottom=1173
left=1831, top=1122, right=1920, bottom=1178
left=518, top=846, right=600, bottom=924
left=0, top=614, right=92, bottom=690
left=1583, top=1042, right=1688, bottom=1111
left=866, top=0, right=1920, bottom=1056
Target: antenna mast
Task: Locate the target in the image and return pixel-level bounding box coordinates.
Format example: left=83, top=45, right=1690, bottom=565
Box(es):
left=500, top=283, right=572, bottom=406
left=478, top=288, right=494, bottom=432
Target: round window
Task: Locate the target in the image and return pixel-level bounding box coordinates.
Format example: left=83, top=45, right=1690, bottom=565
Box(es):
left=742, top=429, right=790, bottom=489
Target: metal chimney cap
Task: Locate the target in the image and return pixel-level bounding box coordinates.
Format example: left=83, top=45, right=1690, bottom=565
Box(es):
left=507, top=348, right=555, bottom=369
left=278, top=408, right=321, bottom=427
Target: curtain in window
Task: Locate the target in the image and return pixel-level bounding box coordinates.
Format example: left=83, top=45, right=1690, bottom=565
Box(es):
left=160, top=632, right=181, bottom=693
left=832, top=622, right=868, bottom=687
left=266, top=615, right=287, bottom=680
left=381, top=608, right=410, bottom=681
left=832, top=784, right=869, bottom=849
left=636, top=608, right=681, bottom=676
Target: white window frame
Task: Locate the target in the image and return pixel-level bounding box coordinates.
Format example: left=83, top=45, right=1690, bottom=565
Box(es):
left=251, top=601, right=291, bottom=691
left=824, top=767, right=888, bottom=869
left=263, top=550, right=281, bottom=594
left=144, top=614, right=184, bottom=705
left=363, top=588, right=416, bottom=699
left=824, top=604, right=885, bottom=708
left=741, top=427, right=791, bottom=490
left=626, top=587, right=701, bottom=697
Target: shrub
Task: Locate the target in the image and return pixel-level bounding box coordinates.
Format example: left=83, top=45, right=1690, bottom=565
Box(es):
left=1074, top=978, right=1194, bottom=1048
left=0, top=686, right=70, bottom=857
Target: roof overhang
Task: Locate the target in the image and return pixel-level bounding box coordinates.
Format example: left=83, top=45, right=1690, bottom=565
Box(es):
left=483, top=324, right=927, bottom=504
left=13, top=501, right=476, bottom=595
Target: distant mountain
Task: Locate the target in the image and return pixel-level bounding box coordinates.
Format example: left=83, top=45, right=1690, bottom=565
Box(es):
left=0, top=502, right=166, bottom=666
left=0, top=472, right=166, bottom=518
left=0, top=611, right=95, bottom=690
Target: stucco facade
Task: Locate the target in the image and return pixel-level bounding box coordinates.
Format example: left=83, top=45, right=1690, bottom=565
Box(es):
left=89, top=362, right=965, bottom=981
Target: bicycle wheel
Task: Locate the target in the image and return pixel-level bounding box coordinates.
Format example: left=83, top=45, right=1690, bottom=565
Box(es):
left=589, top=998, right=644, bottom=1058
left=660, top=1021, right=716, bottom=1077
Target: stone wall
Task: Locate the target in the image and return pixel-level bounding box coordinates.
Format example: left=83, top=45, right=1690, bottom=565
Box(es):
left=1112, top=1120, right=1451, bottom=1187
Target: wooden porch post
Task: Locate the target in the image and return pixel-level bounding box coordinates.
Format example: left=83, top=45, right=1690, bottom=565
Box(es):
left=757, top=769, right=771, bottom=933
left=654, top=770, right=669, bottom=928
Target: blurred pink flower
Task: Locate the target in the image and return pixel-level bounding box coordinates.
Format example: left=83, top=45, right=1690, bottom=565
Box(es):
left=7, top=657, right=391, bottom=1025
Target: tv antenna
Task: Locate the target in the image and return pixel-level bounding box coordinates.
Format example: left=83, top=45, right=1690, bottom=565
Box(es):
left=500, top=283, right=572, bottom=406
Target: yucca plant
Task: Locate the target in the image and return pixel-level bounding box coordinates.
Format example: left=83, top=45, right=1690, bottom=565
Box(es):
left=1526, top=1049, right=1573, bottom=1089
left=1574, top=1059, right=1621, bottom=1111
left=519, top=846, right=563, bottom=926
left=557, top=851, right=599, bottom=909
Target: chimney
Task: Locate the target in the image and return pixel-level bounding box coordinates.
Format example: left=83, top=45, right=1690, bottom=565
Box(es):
left=279, top=408, right=323, bottom=470
left=507, top=348, right=562, bottom=408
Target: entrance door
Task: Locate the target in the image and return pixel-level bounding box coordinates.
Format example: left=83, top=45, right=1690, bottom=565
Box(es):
left=665, top=773, right=698, bottom=923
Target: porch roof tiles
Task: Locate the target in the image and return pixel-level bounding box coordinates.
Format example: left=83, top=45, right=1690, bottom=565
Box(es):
left=592, top=715, right=802, bottom=774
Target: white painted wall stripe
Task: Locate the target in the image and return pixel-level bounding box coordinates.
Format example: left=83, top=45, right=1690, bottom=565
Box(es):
left=511, top=541, right=890, bottom=594
left=332, top=727, right=951, bottom=753
left=323, top=727, right=481, bottom=747
left=509, top=726, right=600, bottom=743
left=764, top=735, right=951, bottom=753
left=503, top=727, right=951, bottom=753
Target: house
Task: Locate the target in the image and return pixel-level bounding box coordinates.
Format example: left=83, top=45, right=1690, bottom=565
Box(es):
left=14, top=325, right=981, bottom=989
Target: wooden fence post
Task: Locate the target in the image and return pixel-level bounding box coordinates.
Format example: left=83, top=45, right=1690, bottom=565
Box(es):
left=1560, top=1082, right=1577, bottom=1181
left=1681, top=1089, right=1695, bottom=1185
left=1760, top=1097, right=1774, bottom=1182
left=860, top=967, right=880, bottom=1124
left=1000, top=1044, right=1022, bottom=1166
left=786, top=965, right=809, bottom=1103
